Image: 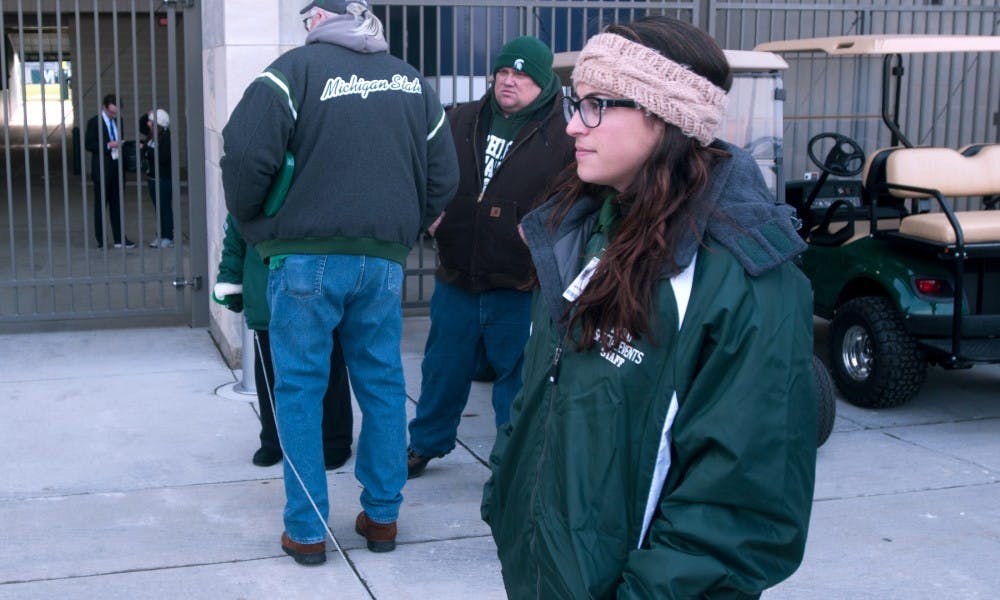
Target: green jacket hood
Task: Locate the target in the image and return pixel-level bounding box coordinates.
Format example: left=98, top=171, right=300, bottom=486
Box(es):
left=688, top=140, right=806, bottom=277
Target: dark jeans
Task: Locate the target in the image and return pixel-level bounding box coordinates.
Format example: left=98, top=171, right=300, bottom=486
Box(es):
left=253, top=329, right=353, bottom=453
left=407, top=281, right=532, bottom=457
left=146, top=177, right=174, bottom=241
left=93, top=161, right=123, bottom=245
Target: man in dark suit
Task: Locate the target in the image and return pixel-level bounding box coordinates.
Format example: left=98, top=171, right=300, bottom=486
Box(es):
left=85, top=93, right=134, bottom=248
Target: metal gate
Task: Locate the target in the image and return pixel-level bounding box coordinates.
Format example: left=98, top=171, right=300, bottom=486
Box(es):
left=4, top=1, right=996, bottom=322
left=378, top=0, right=999, bottom=309
left=376, top=0, right=697, bottom=311
left=1, top=0, right=205, bottom=328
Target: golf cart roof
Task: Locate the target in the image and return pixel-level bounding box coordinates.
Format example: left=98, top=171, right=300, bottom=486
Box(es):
left=552, top=48, right=787, bottom=86
left=755, top=34, right=1000, bottom=56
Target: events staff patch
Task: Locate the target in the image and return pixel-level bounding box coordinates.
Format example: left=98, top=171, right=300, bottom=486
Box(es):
left=594, top=329, right=645, bottom=368
left=321, top=74, right=422, bottom=100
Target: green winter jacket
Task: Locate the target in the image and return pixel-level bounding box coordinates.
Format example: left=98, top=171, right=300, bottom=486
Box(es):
left=222, top=37, right=459, bottom=266
left=482, top=142, right=817, bottom=599
left=216, top=215, right=270, bottom=330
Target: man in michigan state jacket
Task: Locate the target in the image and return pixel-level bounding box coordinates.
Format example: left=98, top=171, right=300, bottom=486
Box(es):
left=406, top=36, right=574, bottom=478
left=221, top=0, right=458, bottom=565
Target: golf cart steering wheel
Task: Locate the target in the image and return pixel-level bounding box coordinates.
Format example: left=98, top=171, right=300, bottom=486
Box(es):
left=807, top=132, right=865, bottom=177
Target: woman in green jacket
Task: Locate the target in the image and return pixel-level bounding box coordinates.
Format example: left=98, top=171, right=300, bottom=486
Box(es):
left=214, top=215, right=353, bottom=469
left=482, top=17, right=817, bottom=598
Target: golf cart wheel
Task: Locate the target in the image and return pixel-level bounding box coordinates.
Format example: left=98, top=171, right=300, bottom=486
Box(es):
left=813, top=355, right=836, bottom=447
left=829, top=296, right=927, bottom=408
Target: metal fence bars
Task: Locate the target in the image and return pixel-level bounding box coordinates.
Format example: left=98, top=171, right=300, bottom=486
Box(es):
left=1, top=1, right=190, bottom=325
left=2, top=1, right=997, bottom=322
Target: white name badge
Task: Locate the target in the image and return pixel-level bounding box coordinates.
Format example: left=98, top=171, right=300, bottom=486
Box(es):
left=563, top=256, right=600, bottom=302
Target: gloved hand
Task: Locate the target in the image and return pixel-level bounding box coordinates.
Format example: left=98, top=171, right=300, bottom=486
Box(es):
left=212, top=282, right=244, bottom=314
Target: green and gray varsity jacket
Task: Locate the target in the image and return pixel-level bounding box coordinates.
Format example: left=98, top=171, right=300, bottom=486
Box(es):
left=221, top=39, right=459, bottom=266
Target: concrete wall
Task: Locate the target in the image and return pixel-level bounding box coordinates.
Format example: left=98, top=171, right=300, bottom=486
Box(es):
left=202, top=0, right=306, bottom=366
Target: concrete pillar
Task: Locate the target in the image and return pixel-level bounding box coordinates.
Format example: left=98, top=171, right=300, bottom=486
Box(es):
left=202, top=0, right=304, bottom=366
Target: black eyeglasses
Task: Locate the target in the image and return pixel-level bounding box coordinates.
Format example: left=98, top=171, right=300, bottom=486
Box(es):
left=302, top=15, right=312, bottom=32
left=562, top=96, right=640, bottom=128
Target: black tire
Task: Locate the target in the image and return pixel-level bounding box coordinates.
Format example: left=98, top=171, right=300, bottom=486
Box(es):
left=828, top=296, right=927, bottom=408
left=813, top=355, right=836, bottom=447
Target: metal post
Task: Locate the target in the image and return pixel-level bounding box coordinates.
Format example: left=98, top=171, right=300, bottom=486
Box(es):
left=233, top=318, right=256, bottom=395
left=181, top=0, right=210, bottom=327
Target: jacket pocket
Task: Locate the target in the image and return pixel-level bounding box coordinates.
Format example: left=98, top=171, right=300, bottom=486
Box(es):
left=554, top=381, right=631, bottom=592
left=434, top=193, right=477, bottom=267
left=556, top=381, right=625, bottom=503
left=263, top=151, right=295, bottom=217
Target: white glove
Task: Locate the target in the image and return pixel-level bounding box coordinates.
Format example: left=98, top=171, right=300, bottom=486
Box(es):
left=213, top=282, right=243, bottom=299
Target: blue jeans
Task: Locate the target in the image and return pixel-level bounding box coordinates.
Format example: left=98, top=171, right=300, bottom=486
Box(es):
left=146, top=178, right=173, bottom=240
left=407, top=280, right=531, bottom=457
left=267, top=254, right=406, bottom=544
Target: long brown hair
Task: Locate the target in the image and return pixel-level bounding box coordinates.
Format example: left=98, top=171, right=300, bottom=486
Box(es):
left=556, top=17, right=732, bottom=352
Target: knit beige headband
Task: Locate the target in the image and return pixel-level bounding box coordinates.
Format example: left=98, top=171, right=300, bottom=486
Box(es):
left=571, top=33, right=728, bottom=146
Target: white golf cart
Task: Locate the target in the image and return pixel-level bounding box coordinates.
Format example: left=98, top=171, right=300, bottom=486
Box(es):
left=754, top=35, right=1000, bottom=408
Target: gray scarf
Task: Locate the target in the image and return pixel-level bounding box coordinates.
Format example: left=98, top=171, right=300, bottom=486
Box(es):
left=305, top=10, right=388, bottom=54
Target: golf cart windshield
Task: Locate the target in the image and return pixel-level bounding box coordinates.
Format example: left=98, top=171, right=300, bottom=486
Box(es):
left=754, top=34, right=1000, bottom=179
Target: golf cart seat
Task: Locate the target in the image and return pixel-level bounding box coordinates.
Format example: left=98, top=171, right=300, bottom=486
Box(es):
left=875, top=145, right=1000, bottom=246
left=960, top=143, right=1000, bottom=210
left=861, top=146, right=912, bottom=216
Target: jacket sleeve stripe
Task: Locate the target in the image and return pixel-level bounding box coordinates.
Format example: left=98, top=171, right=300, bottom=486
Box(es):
left=427, top=109, right=446, bottom=141
left=255, top=69, right=299, bottom=121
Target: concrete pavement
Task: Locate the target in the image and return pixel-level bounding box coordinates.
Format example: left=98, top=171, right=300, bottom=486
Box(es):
left=1, top=318, right=998, bottom=598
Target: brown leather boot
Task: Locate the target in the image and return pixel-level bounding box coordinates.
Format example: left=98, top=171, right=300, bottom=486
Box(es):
left=281, top=531, right=326, bottom=565
left=355, top=511, right=397, bottom=553
left=407, top=447, right=434, bottom=479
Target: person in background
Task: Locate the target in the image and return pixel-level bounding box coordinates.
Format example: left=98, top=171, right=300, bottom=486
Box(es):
left=406, top=36, right=574, bottom=478
left=85, top=93, right=134, bottom=248
left=212, top=214, right=354, bottom=469
left=142, top=108, right=174, bottom=248
left=482, top=16, right=817, bottom=598
left=221, top=0, right=458, bottom=565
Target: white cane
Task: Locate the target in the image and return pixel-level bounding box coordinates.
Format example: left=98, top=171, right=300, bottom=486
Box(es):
left=255, top=332, right=360, bottom=571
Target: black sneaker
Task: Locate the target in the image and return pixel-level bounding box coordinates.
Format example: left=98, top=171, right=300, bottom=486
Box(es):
left=113, top=239, right=136, bottom=249
left=324, top=447, right=352, bottom=470
left=252, top=446, right=282, bottom=467
left=407, top=448, right=434, bottom=479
